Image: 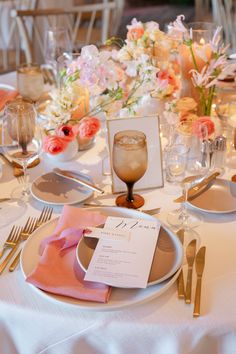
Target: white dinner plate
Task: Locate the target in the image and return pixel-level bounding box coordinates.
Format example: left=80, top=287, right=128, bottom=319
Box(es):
left=0, top=83, right=16, bottom=117
left=188, top=178, right=236, bottom=214
left=21, top=207, right=183, bottom=311
left=30, top=171, right=93, bottom=205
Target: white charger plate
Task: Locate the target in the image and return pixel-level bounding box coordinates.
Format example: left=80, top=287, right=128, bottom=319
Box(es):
left=21, top=207, right=182, bottom=311
left=30, top=171, right=93, bottom=205
left=188, top=178, right=236, bottom=214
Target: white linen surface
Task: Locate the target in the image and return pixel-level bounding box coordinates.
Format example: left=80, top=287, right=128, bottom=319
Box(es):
left=0, top=72, right=236, bottom=354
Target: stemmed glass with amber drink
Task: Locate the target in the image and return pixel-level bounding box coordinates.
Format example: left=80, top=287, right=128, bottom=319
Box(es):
left=112, top=130, right=148, bottom=209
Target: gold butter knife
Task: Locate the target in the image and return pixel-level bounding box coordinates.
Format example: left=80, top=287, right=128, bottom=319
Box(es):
left=193, top=246, right=206, bottom=317
left=174, top=171, right=220, bottom=203
left=176, top=229, right=185, bottom=299
left=53, top=168, right=104, bottom=194
left=185, top=239, right=197, bottom=304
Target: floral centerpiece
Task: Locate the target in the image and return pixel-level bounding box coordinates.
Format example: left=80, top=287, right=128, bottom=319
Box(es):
left=42, top=18, right=182, bottom=156
left=170, top=15, right=236, bottom=116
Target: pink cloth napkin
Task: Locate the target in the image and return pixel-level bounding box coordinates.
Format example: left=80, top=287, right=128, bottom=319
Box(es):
left=26, top=206, right=111, bottom=303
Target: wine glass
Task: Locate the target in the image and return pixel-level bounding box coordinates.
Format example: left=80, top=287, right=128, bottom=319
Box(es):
left=44, top=27, right=72, bottom=84
left=17, top=63, right=44, bottom=102
left=166, top=120, right=210, bottom=242
left=2, top=100, right=42, bottom=200
left=112, top=130, right=148, bottom=209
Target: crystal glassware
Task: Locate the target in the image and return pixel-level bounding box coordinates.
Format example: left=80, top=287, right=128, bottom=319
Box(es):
left=44, top=27, right=72, bottom=84
left=112, top=130, right=148, bottom=209
left=17, top=63, right=44, bottom=102
left=2, top=100, right=42, bottom=200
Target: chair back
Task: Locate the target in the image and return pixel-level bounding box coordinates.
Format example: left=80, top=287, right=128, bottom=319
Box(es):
left=0, top=0, right=37, bottom=73
left=211, top=0, right=236, bottom=52
left=11, top=1, right=123, bottom=64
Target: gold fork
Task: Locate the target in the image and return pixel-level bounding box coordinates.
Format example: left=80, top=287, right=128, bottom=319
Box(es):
left=9, top=208, right=53, bottom=271
left=0, top=226, right=20, bottom=259
left=9, top=217, right=38, bottom=272
left=36, top=206, right=53, bottom=228
left=0, top=227, right=22, bottom=274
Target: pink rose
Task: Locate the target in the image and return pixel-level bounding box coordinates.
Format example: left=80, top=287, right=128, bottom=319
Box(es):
left=77, top=117, right=101, bottom=139
left=43, top=136, right=68, bottom=155
left=56, top=125, right=75, bottom=142
left=192, top=116, right=215, bottom=139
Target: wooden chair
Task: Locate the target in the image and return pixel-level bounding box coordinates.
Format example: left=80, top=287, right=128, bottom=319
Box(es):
left=0, top=0, right=37, bottom=73
left=211, top=0, right=236, bottom=53
left=10, top=1, right=124, bottom=64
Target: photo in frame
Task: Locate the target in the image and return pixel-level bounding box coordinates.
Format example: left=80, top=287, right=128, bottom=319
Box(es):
left=106, top=115, right=164, bottom=193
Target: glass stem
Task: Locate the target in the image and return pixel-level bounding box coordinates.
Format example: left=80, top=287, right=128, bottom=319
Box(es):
left=22, top=161, right=29, bottom=195
left=126, top=182, right=134, bottom=202
left=181, top=183, right=189, bottom=226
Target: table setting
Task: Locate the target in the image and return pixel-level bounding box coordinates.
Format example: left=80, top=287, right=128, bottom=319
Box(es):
left=0, top=14, right=236, bottom=354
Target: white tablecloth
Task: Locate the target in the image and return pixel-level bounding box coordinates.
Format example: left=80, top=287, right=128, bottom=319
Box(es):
left=1, top=72, right=236, bottom=354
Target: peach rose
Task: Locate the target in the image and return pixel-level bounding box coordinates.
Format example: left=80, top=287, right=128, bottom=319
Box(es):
left=127, top=27, right=144, bottom=41
left=176, top=97, right=197, bottom=112
left=77, top=117, right=101, bottom=139
left=157, top=69, right=178, bottom=89
left=56, top=125, right=75, bottom=142
left=43, top=136, right=68, bottom=155
left=192, top=116, right=215, bottom=139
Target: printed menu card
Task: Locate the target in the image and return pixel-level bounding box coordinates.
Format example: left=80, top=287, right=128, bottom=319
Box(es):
left=84, top=217, right=161, bottom=288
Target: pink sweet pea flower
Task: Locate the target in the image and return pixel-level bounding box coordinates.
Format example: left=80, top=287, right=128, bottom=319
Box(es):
left=43, top=136, right=68, bottom=155
left=56, top=125, right=75, bottom=142
left=192, top=116, right=215, bottom=138
left=77, top=117, right=101, bottom=139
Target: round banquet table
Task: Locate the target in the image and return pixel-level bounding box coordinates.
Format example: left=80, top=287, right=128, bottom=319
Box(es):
left=1, top=71, right=236, bottom=354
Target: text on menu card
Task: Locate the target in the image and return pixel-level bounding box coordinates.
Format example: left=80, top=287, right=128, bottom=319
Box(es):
left=84, top=217, right=161, bottom=288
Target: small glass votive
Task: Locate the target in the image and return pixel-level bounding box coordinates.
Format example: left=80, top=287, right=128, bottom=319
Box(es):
left=165, top=144, right=189, bottom=183
left=17, top=63, right=44, bottom=102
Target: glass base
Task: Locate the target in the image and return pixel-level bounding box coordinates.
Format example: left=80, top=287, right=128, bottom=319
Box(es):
left=167, top=208, right=202, bottom=229
left=11, top=185, right=31, bottom=202
left=115, top=194, right=144, bottom=209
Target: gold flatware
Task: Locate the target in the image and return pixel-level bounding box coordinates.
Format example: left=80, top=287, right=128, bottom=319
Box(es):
left=9, top=207, right=53, bottom=272
left=53, top=168, right=105, bottom=194
left=36, top=206, right=53, bottom=228
left=176, top=229, right=185, bottom=299
left=193, top=246, right=206, bottom=317
left=0, top=227, right=22, bottom=274
left=0, top=225, right=20, bottom=259
left=83, top=203, right=161, bottom=215
left=185, top=239, right=197, bottom=304
left=0, top=198, right=11, bottom=203
left=9, top=217, right=37, bottom=272
left=174, top=172, right=220, bottom=203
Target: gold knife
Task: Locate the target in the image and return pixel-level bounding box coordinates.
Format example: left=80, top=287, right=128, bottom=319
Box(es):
left=174, top=171, right=220, bottom=203
left=176, top=229, right=185, bottom=299
left=185, top=239, right=197, bottom=304
left=193, top=246, right=206, bottom=317
left=53, top=168, right=104, bottom=194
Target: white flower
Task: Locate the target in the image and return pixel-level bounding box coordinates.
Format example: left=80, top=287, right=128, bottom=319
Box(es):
left=127, top=18, right=144, bottom=31
left=209, top=26, right=222, bottom=53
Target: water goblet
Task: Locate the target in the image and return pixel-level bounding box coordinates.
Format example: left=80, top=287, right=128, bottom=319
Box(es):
left=112, top=130, right=148, bottom=209
left=2, top=100, right=42, bottom=200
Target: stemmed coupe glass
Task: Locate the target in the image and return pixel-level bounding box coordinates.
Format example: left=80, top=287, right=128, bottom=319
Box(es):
left=112, top=130, right=148, bottom=209
left=2, top=100, right=42, bottom=200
